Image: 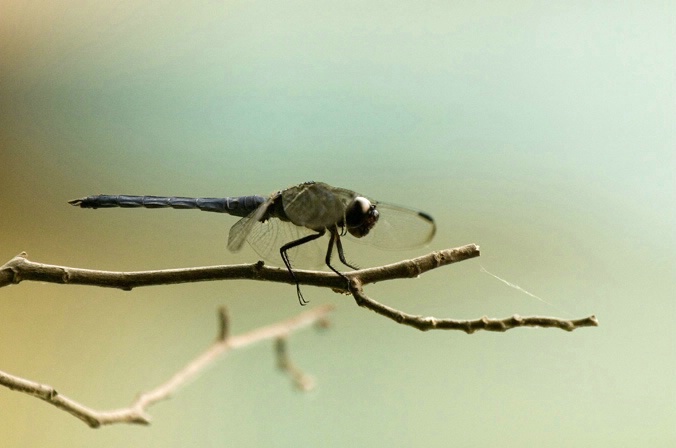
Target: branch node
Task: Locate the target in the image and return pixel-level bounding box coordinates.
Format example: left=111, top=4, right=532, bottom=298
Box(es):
left=423, top=316, right=438, bottom=330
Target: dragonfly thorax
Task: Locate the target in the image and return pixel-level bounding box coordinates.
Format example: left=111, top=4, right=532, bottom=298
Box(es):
left=345, top=196, right=379, bottom=238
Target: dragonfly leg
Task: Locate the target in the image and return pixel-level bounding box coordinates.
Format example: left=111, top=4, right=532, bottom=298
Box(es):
left=324, top=228, right=355, bottom=293
left=280, top=230, right=325, bottom=305
left=333, top=230, right=359, bottom=270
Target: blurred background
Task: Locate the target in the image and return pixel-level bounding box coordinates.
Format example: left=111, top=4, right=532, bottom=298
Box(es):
left=0, top=0, right=673, bottom=446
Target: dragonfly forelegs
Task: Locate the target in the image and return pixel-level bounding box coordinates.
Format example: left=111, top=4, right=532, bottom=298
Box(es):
left=330, top=228, right=359, bottom=271
left=323, top=227, right=357, bottom=295
left=279, top=230, right=326, bottom=306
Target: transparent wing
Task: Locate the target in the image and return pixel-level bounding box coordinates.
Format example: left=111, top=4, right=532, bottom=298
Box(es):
left=227, top=198, right=273, bottom=252
left=228, top=201, right=328, bottom=268
left=243, top=219, right=327, bottom=268
left=351, top=202, right=436, bottom=250
left=228, top=185, right=335, bottom=268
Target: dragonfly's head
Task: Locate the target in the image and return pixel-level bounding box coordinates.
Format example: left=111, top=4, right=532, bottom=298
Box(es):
left=345, top=196, right=379, bottom=238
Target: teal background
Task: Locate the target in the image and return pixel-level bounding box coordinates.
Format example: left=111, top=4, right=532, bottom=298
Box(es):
left=1, top=1, right=673, bottom=446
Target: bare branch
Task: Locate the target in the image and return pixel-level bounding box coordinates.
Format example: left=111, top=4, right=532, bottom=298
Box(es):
left=350, top=279, right=598, bottom=332
left=0, top=244, right=481, bottom=291
left=0, top=244, right=597, bottom=333
left=0, top=305, right=334, bottom=427
left=0, top=242, right=598, bottom=426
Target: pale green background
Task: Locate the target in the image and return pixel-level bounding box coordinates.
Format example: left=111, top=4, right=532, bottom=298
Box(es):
left=1, top=1, right=674, bottom=446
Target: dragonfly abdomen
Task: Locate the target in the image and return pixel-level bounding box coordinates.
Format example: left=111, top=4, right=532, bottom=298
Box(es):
left=68, top=195, right=266, bottom=217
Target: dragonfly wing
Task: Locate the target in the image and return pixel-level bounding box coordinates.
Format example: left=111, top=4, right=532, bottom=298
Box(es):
left=227, top=196, right=275, bottom=252
left=244, top=218, right=328, bottom=267
left=354, top=202, right=436, bottom=250
left=228, top=190, right=327, bottom=267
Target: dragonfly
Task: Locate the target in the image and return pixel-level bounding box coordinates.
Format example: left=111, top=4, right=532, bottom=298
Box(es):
left=69, top=181, right=436, bottom=304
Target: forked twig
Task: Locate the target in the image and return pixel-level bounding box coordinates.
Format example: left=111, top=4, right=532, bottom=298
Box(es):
left=0, top=244, right=597, bottom=333
left=0, top=305, right=333, bottom=427
left=0, top=244, right=598, bottom=426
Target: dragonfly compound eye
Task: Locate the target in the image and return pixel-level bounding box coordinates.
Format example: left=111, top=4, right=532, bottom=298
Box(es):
left=346, top=197, right=379, bottom=238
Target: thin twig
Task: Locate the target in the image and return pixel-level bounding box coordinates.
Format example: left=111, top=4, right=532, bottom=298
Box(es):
left=350, top=279, right=598, bottom=332
left=275, top=337, right=315, bottom=391
left=0, top=305, right=334, bottom=427
left=217, top=306, right=229, bottom=341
